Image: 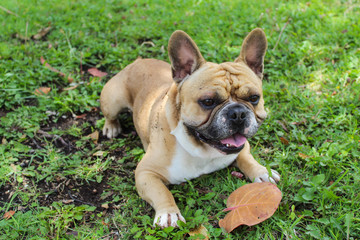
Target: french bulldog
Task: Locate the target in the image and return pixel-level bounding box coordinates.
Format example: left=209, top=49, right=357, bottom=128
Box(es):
left=100, top=28, right=280, bottom=228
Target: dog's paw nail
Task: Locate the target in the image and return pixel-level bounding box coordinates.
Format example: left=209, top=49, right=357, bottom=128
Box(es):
left=104, top=127, right=121, bottom=139
left=271, top=170, right=281, bottom=183
left=154, top=212, right=185, bottom=228
left=103, top=120, right=122, bottom=139
left=254, top=177, right=262, bottom=183
left=253, top=169, right=281, bottom=184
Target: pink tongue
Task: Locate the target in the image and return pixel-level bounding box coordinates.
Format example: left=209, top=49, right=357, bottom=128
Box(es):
left=220, top=134, right=246, bottom=147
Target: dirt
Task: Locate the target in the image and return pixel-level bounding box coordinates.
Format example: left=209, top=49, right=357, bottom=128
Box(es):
left=0, top=185, right=12, bottom=207
left=0, top=109, right=136, bottom=213
left=36, top=173, right=114, bottom=210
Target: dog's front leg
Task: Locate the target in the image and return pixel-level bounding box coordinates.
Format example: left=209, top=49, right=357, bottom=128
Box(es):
left=135, top=164, right=185, bottom=228
left=236, top=141, right=280, bottom=183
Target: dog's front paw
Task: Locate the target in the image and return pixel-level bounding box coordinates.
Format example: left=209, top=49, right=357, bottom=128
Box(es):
left=153, top=212, right=186, bottom=228
left=253, top=169, right=280, bottom=184
left=103, top=119, right=122, bottom=139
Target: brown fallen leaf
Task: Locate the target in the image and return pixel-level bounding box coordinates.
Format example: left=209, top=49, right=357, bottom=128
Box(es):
left=34, top=87, right=51, bottom=95
left=10, top=164, right=18, bottom=173
left=88, top=68, right=107, bottom=77
left=101, top=203, right=109, bottom=209
left=32, top=26, right=52, bottom=40
left=280, top=137, right=289, bottom=145
left=63, top=85, right=79, bottom=91
left=188, top=225, right=209, bottom=239
left=87, top=130, right=99, bottom=144
left=219, top=182, right=282, bottom=233
left=75, top=113, right=87, bottom=119
left=298, top=153, right=311, bottom=159
left=40, top=56, right=74, bottom=82
left=93, top=151, right=106, bottom=157
left=3, top=210, right=15, bottom=220
left=290, top=119, right=307, bottom=126
left=90, top=107, right=99, bottom=113
left=101, top=220, right=109, bottom=227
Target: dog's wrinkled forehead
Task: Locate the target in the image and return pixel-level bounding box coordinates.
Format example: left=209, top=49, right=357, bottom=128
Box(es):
left=186, top=62, right=262, bottom=97
left=217, top=62, right=262, bottom=94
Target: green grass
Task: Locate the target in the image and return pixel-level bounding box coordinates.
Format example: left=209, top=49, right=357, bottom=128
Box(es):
left=0, top=0, right=359, bottom=239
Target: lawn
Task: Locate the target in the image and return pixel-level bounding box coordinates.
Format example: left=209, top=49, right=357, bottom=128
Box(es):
left=0, top=0, right=359, bottom=239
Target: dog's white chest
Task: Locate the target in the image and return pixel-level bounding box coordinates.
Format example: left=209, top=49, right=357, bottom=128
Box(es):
left=167, top=143, right=237, bottom=184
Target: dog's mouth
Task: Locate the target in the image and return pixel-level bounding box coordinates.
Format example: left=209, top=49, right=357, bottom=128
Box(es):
left=192, top=130, right=246, bottom=154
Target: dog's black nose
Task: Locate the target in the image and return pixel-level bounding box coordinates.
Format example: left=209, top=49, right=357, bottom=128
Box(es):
left=227, top=106, right=247, bottom=124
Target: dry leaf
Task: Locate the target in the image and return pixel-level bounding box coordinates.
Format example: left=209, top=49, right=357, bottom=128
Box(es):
left=17, top=206, right=25, bottom=211
left=290, top=119, right=307, bottom=126
left=32, top=26, right=52, bottom=40
left=62, top=199, right=74, bottom=204
left=10, top=164, right=18, bottom=173
left=88, top=68, right=107, bottom=77
left=188, top=225, right=209, bottom=239
left=63, top=85, right=79, bottom=91
left=75, top=113, right=87, bottom=119
left=298, top=153, right=311, bottom=159
left=34, top=87, right=51, bottom=95
left=40, top=56, right=62, bottom=74
left=101, top=203, right=109, bottom=209
left=93, top=151, right=105, bottom=157
left=280, top=137, right=289, bottom=145
left=3, top=210, right=15, bottom=220
left=219, top=182, right=282, bottom=233
left=90, top=107, right=99, bottom=113
left=40, top=56, right=74, bottom=82
left=101, top=220, right=109, bottom=226
left=87, top=131, right=99, bottom=144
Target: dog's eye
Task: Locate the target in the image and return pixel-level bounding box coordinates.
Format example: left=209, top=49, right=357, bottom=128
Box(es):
left=248, top=95, right=260, bottom=105
left=199, top=99, right=216, bottom=109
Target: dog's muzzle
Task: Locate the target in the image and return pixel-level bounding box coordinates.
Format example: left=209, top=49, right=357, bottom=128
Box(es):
left=186, top=103, right=259, bottom=154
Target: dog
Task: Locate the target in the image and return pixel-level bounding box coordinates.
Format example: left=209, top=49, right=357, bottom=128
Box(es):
left=100, top=28, right=280, bottom=228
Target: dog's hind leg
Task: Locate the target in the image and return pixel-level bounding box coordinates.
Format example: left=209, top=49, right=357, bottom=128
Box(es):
left=100, top=72, right=131, bottom=139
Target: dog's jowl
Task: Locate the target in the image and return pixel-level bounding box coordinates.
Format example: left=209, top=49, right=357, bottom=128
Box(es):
left=100, top=28, right=280, bottom=228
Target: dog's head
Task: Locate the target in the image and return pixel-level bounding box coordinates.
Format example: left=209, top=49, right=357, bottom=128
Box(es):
left=168, top=29, right=267, bottom=155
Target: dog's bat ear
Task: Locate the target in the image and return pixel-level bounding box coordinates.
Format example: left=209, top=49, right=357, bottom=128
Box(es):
left=168, top=30, right=205, bottom=83
left=236, top=28, right=268, bottom=79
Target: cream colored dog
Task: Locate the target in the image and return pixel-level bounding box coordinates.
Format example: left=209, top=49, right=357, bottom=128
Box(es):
left=100, top=28, right=280, bottom=228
